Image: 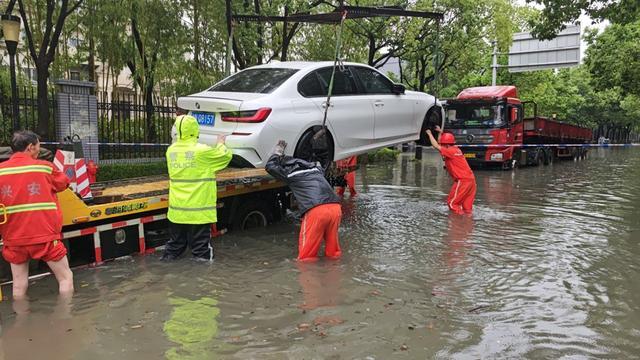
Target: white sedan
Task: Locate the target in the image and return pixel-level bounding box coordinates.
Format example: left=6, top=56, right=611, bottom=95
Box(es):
left=176, top=61, right=443, bottom=168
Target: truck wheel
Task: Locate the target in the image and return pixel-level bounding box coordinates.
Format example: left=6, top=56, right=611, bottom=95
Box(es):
left=503, top=159, right=517, bottom=170
left=294, top=127, right=335, bottom=172
left=231, top=202, right=272, bottom=231
left=534, top=149, right=543, bottom=166
left=543, top=148, right=553, bottom=165
left=580, top=148, right=587, bottom=160
left=418, top=107, right=442, bottom=146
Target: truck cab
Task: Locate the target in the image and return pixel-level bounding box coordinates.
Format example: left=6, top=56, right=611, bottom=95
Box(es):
left=444, top=86, right=523, bottom=168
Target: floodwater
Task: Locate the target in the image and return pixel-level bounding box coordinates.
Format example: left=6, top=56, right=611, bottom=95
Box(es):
left=1, top=148, right=639, bottom=359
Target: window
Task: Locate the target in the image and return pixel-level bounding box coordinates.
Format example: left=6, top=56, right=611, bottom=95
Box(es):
left=208, top=68, right=298, bottom=94
left=298, top=73, right=326, bottom=97
left=446, top=104, right=505, bottom=128
left=22, top=67, right=37, bottom=82
left=350, top=66, right=393, bottom=94
left=69, top=37, right=81, bottom=48
left=314, top=67, right=358, bottom=96
left=70, top=71, right=81, bottom=80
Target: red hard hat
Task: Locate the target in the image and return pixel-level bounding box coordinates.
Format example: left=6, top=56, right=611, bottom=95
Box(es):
left=439, top=132, right=456, bottom=145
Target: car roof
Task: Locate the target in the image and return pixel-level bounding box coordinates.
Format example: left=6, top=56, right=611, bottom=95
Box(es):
left=248, top=61, right=371, bottom=70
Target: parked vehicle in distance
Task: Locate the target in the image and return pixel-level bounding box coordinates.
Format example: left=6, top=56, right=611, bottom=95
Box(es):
left=177, top=61, right=443, bottom=168
left=443, top=86, right=592, bottom=169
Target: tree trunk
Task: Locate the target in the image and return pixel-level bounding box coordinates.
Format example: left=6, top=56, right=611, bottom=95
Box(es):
left=88, top=36, right=96, bottom=84
left=368, top=34, right=376, bottom=66
left=281, top=5, right=290, bottom=62
left=144, top=79, right=156, bottom=143
left=193, top=0, right=201, bottom=69
left=255, top=0, right=263, bottom=64
left=36, top=65, right=50, bottom=139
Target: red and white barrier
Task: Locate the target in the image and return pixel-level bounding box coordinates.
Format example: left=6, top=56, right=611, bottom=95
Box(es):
left=75, top=158, right=92, bottom=199
left=54, top=150, right=92, bottom=199
left=54, top=150, right=76, bottom=190
left=62, top=214, right=167, bottom=263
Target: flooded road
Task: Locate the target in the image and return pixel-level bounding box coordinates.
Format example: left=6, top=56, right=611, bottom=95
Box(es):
left=1, top=148, right=639, bottom=359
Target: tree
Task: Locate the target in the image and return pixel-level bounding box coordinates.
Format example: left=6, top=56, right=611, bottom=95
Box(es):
left=526, top=0, right=640, bottom=40
left=400, top=0, right=500, bottom=93
left=124, top=0, right=187, bottom=142
left=13, top=0, right=83, bottom=137
left=585, top=22, right=640, bottom=97
left=584, top=21, right=640, bottom=139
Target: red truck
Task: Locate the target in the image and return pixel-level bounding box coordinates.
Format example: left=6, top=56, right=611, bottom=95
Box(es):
left=443, top=86, right=592, bottom=169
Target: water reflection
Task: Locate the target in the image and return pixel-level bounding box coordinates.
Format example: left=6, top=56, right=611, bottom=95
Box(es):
left=0, top=295, right=89, bottom=359
left=297, top=261, right=343, bottom=310
left=443, top=214, right=474, bottom=270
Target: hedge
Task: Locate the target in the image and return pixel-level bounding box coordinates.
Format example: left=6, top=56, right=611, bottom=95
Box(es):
left=96, top=161, right=167, bottom=182
left=367, top=147, right=400, bottom=162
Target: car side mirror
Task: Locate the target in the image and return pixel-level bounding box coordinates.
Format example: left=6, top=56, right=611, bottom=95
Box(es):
left=391, top=83, right=405, bottom=95
left=510, top=107, right=518, bottom=123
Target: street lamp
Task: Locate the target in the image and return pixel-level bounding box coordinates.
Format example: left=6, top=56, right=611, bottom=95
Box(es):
left=2, top=14, right=21, bottom=131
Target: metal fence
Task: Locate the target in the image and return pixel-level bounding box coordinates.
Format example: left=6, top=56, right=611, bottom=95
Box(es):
left=1, top=86, right=176, bottom=161
left=97, top=92, right=176, bottom=159
left=0, top=86, right=57, bottom=145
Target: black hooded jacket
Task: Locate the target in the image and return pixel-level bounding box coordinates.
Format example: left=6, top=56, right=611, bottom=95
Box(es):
left=265, top=154, right=341, bottom=216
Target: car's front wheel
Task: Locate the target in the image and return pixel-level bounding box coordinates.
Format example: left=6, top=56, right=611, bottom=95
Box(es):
left=418, top=107, right=442, bottom=146
left=294, top=126, right=335, bottom=171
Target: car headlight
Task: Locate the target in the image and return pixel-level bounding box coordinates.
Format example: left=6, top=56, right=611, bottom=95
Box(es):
left=490, top=153, right=503, bottom=161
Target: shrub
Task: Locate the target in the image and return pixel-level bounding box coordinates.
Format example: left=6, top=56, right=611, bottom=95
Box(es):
left=96, top=161, right=167, bottom=182
left=367, top=147, right=400, bottom=162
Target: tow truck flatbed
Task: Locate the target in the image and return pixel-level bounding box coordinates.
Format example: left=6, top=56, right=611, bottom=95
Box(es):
left=59, top=168, right=284, bottom=227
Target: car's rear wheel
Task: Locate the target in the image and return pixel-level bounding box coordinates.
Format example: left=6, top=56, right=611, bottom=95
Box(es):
left=294, top=126, right=335, bottom=171
left=418, top=107, right=442, bottom=146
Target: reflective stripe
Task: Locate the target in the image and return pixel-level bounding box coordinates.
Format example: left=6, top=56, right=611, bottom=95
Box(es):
left=449, top=181, right=461, bottom=210
left=170, top=178, right=216, bottom=183
left=5, top=202, right=58, bottom=214
left=169, top=205, right=217, bottom=211
left=0, top=165, right=52, bottom=177
left=288, top=168, right=320, bottom=178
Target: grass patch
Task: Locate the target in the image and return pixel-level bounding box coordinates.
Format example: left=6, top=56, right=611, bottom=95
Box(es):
left=96, top=161, right=167, bottom=182
left=367, top=147, right=400, bottom=162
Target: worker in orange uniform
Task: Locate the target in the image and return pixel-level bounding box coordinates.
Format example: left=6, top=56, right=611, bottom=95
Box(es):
left=265, top=140, right=342, bottom=261
left=335, top=156, right=357, bottom=197
left=0, top=131, right=73, bottom=299
left=426, top=126, right=476, bottom=214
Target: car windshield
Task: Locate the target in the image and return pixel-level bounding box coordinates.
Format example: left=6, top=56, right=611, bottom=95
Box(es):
left=445, top=104, right=505, bottom=128
left=208, top=68, right=298, bottom=94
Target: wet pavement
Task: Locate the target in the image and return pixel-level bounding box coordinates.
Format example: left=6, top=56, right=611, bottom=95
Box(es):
left=1, top=148, right=639, bottom=359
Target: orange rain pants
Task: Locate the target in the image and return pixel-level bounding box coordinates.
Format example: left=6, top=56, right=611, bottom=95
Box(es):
left=336, top=156, right=357, bottom=196
left=336, top=171, right=356, bottom=196
left=298, top=203, right=342, bottom=261
left=447, top=179, right=477, bottom=215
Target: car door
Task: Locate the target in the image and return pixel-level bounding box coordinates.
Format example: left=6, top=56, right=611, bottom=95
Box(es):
left=350, top=66, right=415, bottom=141
left=302, top=67, right=374, bottom=150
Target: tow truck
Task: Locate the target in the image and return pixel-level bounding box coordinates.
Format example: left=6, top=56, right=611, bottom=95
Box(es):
left=444, top=86, right=593, bottom=169
left=0, top=167, right=292, bottom=283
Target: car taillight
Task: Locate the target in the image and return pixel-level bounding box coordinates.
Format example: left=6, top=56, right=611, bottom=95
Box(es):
left=221, top=107, right=272, bottom=123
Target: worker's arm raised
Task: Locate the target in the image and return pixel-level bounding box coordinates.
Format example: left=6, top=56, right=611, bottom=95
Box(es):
left=265, top=140, right=288, bottom=182
left=200, top=138, right=233, bottom=172
left=50, top=166, right=70, bottom=192
left=426, top=129, right=441, bottom=151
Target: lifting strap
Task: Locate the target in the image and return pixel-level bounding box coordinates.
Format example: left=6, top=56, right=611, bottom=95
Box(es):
left=312, top=10, right=348, bottom=152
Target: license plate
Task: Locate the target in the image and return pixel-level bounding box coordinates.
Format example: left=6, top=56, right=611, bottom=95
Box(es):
left=464, top=153, right=476, bottom=159
left=192, top=112, right=215, bottom=126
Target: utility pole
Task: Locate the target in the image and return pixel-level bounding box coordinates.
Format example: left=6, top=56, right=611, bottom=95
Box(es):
left=491, top=40, right=497, bottom=86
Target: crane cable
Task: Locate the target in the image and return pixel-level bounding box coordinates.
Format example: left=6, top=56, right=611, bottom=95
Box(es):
left=311, top=9, right=348, bottom=153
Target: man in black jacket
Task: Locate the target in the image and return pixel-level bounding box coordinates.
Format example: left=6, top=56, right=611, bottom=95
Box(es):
left=265, top=140, right=342, bottom=261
